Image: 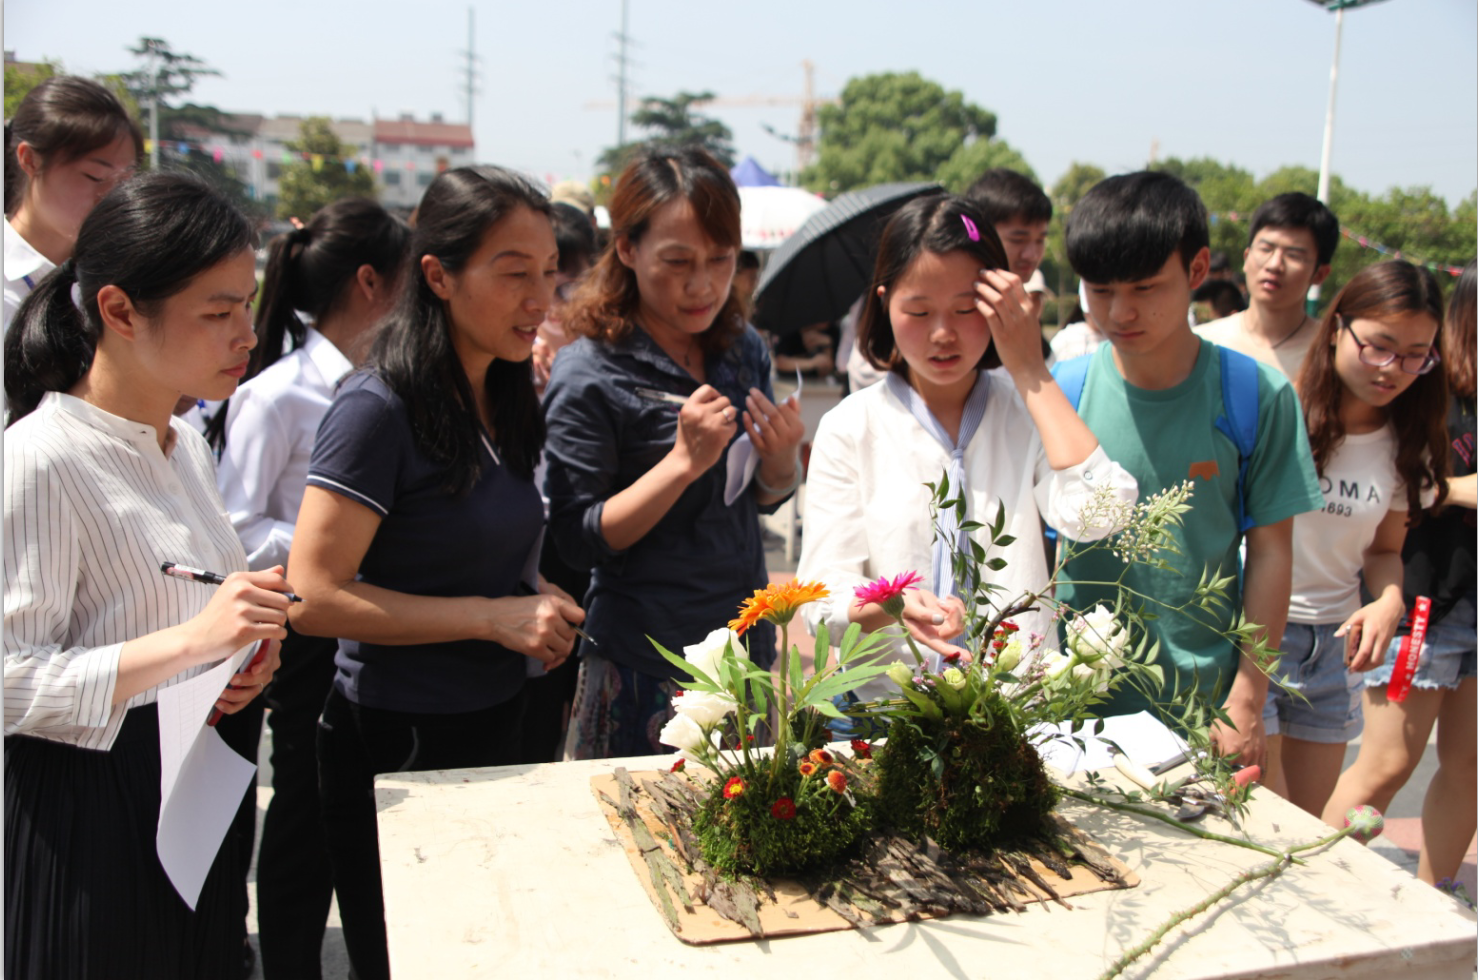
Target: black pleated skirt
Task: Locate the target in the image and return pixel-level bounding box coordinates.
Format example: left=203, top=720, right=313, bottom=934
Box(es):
left=4, top=703, right=245, bottom=980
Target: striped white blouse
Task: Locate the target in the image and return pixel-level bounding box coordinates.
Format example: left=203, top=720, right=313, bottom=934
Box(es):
left=4, top=392, right=249, bottom=751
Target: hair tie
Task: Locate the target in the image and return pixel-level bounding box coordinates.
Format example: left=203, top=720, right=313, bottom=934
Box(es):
left=69, top=281, right=85, bottom=313
left=961, top=215, right=980, bottom=242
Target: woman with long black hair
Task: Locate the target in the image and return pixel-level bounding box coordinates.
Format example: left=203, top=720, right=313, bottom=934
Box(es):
left=4, top=172, right=285, bottom=979
left=287, top=166, right=583, bottom=980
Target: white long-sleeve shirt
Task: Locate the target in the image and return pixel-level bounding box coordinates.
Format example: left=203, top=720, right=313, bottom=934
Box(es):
left=3, top=219, right=54, bottom=336
left=4, top=393, right=250, bottom=750
left=795, top=370, right=1139, bottom=701
left=215, top=327, right=351, bottom=570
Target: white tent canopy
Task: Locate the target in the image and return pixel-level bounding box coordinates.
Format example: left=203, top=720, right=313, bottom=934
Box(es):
left=738, top=186, right=827, bottom=251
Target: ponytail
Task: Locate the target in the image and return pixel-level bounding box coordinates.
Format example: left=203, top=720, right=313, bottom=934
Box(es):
left=4, top=172, right=253, bottom=424
left=204, top=197, right=409, bottom=451
left=4, top=259, right=96, bottom=420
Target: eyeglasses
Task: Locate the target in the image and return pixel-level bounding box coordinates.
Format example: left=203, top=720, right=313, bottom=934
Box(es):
left=1339, top=318, right=1441, bottom=376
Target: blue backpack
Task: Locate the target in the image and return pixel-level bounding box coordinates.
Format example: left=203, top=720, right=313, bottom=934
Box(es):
left=1051, top=346, right=1261, bottom=533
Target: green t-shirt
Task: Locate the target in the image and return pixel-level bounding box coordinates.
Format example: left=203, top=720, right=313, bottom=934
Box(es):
left=1058, top=339, right=1323, bottom=716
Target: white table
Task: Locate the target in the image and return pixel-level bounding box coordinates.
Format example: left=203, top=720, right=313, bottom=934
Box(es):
left=375, top=756, right=1476, bottom=979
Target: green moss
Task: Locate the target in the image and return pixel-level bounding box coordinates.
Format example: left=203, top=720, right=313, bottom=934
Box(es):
left=693, top=764, right=871, bottom=878
left=873, top=700, right=1059, bottom=853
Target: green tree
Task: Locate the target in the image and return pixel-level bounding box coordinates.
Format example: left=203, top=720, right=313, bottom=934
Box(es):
left=119, top=37, right=220, bottom=116
left=935, top=138, right=1035, bottom=195
left=803, top=72, right=997, bottom=194
left=275, top=117, right=376, bottom=221
left=598, top=91, right=736, bottom=175
left=4, top=58, right=61, bottom=118
left=1040, top=162, right=1107, bottom=319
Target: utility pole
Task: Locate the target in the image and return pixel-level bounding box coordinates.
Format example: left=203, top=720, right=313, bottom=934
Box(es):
left=465, top=7, right=475, bottom=128
left=614, top=0, right=631, bottom=148
left=146, top=43, right=160, bottom=170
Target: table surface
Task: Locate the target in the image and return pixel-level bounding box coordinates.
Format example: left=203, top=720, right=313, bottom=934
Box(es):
left=375, top=755, right=1476, bottom=980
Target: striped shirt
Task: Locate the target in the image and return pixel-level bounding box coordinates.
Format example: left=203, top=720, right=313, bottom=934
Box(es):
left=4, top=392, right=249, bottom=750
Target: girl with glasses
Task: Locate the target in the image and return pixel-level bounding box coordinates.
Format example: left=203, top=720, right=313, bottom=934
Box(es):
left=1261, top=260, right=1450, bottom=818
left=1324, top=260, right=1475, bottom=884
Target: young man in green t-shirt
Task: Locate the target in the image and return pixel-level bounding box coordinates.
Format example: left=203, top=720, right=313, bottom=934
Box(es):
left=1057, top=172, right=1324, bottom=768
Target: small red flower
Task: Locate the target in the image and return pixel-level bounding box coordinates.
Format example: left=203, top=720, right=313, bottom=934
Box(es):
left=992, top=639, right=1006, bottom=651
left=798, top=761, right=818, bottom=777
left=942, top=649, right=963, bottom=663
left=722, top=776, right=747, bottom=800
left=1001, top=621, right=1020, bottom=633
left=826, top=770, right=848, bottom=794
left=670, top=758, right=685, bottom=773
left=850, top=739, right=872, bottom=760
left=771, top=797, right=797, bottom=821
left=808, top=748, right=836, bottom=767
left=673, top=689, right=685, bottom=697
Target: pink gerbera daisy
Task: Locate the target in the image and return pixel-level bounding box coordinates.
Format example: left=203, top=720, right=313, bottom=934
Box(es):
left=853, top=571, right=923, bottom=618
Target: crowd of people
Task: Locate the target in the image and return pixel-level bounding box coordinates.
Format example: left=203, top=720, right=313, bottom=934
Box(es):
left=3, top=74, right=1473, bottom=979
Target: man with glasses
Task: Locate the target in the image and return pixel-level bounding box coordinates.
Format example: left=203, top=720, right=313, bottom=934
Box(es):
left=1197, top=193, right=1340, bottom=379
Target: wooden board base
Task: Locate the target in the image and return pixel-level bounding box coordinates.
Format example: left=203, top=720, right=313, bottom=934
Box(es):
left=592, top=768, right=1139, bottom=945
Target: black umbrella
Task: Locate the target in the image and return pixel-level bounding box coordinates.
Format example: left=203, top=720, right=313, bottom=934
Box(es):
left=752, top=181, right=943, bottom=335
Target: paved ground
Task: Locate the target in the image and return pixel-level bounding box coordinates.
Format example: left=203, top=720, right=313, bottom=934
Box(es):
left=237, top=533, right=1472, bottom=977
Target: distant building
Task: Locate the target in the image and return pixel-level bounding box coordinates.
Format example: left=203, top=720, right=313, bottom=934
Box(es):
left=190, top=112, right=473, bottom=213
left=373, top=114, right=476, bottom=209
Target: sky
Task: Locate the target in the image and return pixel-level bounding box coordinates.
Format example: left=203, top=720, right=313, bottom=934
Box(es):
left=5, top=0, right=1476, bottom=209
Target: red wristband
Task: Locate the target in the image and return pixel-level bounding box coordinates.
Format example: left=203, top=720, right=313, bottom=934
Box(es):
left=1386, top=596, right=1431, bottom=703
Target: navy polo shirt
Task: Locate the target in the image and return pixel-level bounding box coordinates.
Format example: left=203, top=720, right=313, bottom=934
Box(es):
left=306, top=371, right=543, bottom=713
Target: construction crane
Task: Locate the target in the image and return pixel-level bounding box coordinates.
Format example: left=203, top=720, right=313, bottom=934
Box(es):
left=586, top=61, right=836, bottom=173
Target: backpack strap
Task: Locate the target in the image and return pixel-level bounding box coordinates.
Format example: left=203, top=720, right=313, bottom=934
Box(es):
left=1212, top=348, right=1261, bottom=533
left=1052, top=351, right=1094, bottom=410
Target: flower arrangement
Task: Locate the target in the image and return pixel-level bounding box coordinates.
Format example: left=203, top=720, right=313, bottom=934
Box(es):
left=653, top=581, right=891, bottom=877
left=860, top=479, right=1269, bottom=853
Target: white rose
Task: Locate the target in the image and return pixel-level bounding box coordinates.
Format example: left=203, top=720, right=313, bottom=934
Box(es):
left=1065, top=605, right=1128, bottom=670
left=942, top=667, right=967, bottom=690
left=683, top=627, right=745, bottom=681
left=659, top=713, right=716, bottom=762
left=673, top=691, right=737, bottom=728
left=886, top=661, right=914, bottom=689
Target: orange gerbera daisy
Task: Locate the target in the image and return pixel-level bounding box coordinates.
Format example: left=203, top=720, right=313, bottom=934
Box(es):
left=728, top=580, right=829, bottom=635
left=826, top=770, right=848, bottom=794
left=798, top=761, right=818, bottom=777
left=723, top=776, right=747, bottom=800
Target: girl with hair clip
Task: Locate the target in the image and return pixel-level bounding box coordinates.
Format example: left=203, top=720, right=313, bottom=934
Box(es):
left=794, top=193, right=1137, bottom=732
left=3, top=172, right=286, bottom=980
left=4, top=75, right=141, bottom=331
left=542, top=145, right=805, bottom=760
left=1324, top=260, right=1473, bottom=884
left=1260, top=260, right=1450, bottom=820
left=210, top=197, right=409, bottom=979
left=287, top=166, right=583, bottom=980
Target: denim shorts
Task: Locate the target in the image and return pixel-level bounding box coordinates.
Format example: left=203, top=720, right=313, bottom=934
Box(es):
left=1263, top=621, right=1363, bottom=743
left=1362, top=596, right=1477, bottom=693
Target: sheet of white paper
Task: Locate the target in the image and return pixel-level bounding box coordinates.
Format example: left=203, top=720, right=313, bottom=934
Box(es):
left=1029, top=711, right=1189, bottom=775
left=723, top=433, right=759, bottom=506
left=155, top=647, right=258, bottom=909
left=156, top=725, right=256, bottom=909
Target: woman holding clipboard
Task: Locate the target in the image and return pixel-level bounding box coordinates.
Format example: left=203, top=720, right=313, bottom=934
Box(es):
left=3, top=172, right=286, bottom=979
